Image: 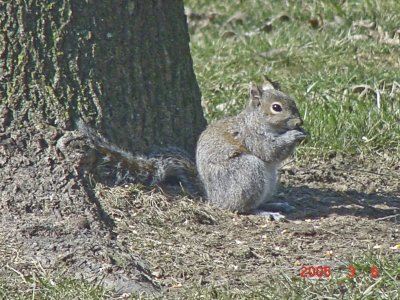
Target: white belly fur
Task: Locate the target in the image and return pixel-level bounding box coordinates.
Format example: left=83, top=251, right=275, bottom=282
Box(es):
left=259, top=162, right=279, bottom=204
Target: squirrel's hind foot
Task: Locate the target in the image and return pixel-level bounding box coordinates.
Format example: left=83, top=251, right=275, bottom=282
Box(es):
left=251, top=210, right=287, bottom=222
left=260, top=201, right=295, bottom=213
left=250, top=202, right=295, bottom=221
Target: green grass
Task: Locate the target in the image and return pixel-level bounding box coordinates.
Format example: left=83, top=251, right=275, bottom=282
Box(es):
left=0, top=276, right=112, bottom=300
left=179, top=252, right=400, bottom=299
left=186, top=0, right=400, bottom=159
left=1, top=253, right=398, bottom=299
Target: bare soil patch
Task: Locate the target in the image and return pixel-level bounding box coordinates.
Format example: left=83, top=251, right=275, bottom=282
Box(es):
left=96, top=154, right=400, bottom=296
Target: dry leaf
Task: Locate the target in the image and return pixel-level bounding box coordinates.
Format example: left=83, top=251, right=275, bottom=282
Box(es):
left=225, top=11, right=247, bottom=26
left=151, top=268, right=164, bottom=278
left=185, top=8, right=219, bottom=30
left=309, top=17, right=321, bottom=29
left=371, top=26, right=400, bottom=45
left=259, top=21, right=273, bottom=32
left=391, top=244, right=400, bottom=250
left=185, top=9, right=219, bottom=22
left=353, top=20, right=400, bottom=45
left=352, top=19, right=376, bottom=29
left=257, top=12, right=290, bottom=33
left=351, top=84, right=376, bottom=96
left=259, top=48, right=288, bottom=58
left=332, top=15, right=345, bottom=26
left=220, top=31, right=236, bottom=39
left=275, top=12, right=290, bottom=22
left=349, top=34, right=369, bottom=41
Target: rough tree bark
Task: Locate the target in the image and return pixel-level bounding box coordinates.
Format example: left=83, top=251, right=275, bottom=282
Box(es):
left=0, top=0, right=206, bottom=295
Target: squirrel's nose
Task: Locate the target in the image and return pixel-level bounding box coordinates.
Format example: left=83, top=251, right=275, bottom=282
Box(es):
left=292, top=118, right=303, bottom=128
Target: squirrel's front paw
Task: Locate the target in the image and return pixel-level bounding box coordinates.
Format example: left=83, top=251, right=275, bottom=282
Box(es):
left=287, top=129, right=308, bottom=142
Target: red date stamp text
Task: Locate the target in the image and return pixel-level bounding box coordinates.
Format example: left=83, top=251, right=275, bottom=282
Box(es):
left=299, top=265, right=379, bottom=278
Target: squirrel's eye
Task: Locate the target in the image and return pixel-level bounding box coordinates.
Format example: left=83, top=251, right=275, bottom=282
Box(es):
left=271, top=102, right=283, bottom=113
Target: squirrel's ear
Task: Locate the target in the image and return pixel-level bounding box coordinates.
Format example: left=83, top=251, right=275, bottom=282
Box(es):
left=249, top=84, right=262, bottom=107
left=261, top=77, right=281, bottom=91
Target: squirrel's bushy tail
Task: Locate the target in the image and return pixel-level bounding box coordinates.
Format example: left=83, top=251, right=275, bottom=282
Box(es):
left=77, top=120, right=203, bottom=197
left=147, top=147, right=204, bottom=197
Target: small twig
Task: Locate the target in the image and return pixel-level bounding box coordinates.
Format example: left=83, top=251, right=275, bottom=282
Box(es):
left=375, top=86, right=381, bottom=110
left=376, top=214, right=399, bottom=221
left=280, top=158, right=296, bottom=168
left=340, top=192, right=380, bottom=212
left=340, top=167, right=396, bottom=177
left=6, top=264, right=28, bottom=284
left=318, top=227, right=339, bottom=236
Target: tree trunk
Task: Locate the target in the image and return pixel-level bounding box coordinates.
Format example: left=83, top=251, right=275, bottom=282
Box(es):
left=0, top=0, right=205, bottom=295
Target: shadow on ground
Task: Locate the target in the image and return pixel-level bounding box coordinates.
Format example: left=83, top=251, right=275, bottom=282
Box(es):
left=282, top=185, right=399, bottom=222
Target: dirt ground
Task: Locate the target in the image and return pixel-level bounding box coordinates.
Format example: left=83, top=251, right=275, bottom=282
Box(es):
left=98, top=153, right=400, bottom=296
left=0, top=126, right=158, bottom=295
left=0, top=122, right=398, bottom=297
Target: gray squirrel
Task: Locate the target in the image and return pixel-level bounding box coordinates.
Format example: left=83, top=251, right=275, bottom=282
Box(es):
left=79, top=80, right=307, bottom=220
left=197, top=81, right=307, bottom=219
